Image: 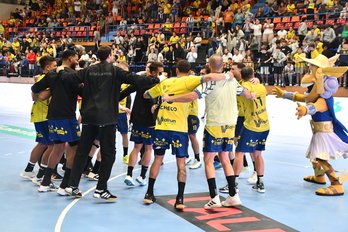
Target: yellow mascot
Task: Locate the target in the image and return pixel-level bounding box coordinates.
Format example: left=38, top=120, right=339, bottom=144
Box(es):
left=273, top=54, right=348, bottom=196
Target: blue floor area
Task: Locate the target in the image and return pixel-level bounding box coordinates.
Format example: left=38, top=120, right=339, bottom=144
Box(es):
left=1, top=83, right=348, bottom=232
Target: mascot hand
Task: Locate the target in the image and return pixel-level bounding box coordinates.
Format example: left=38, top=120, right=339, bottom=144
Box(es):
left=272, top=86, right=285, bottom=98
left=295, top=102, right=307, bottom=120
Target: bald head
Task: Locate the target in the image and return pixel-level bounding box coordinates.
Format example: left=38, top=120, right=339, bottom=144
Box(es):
left=208, top=54, right=224, bottom=72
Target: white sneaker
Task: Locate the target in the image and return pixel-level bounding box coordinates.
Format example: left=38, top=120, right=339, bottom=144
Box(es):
left=38, top=182, right=58, bottom=192
left=20, top=171, right=36, bottom=180
left=87, top=172, right=99, bottom=181
left=204, top=195, right=221, bottom=209
left=185, top=157, right=192, bottom=164
left=136, top=176, right=147, bottom=186
left=222, top=193, right=242, bottom=207
left=31, top=176, right=43, bottom=186
left=124, top=175, right=135, bottom=186
left=240, top=166, right=252, bottom=176
left=57, top=187, right=70, bottom=196
left=189, top=159, right=202, bottom=169
left=247, top=171, right=257, bottom=184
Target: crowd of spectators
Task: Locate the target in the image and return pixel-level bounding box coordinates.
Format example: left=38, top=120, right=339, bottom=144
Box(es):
left=0, top=0, right=347, bottom=86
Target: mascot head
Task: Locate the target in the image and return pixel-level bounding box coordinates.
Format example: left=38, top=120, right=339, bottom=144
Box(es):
left=299, top=54, right=348, bottom=102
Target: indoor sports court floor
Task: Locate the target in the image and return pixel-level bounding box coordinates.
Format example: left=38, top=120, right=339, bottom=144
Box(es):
left=1, top=82, right=348, bottom=232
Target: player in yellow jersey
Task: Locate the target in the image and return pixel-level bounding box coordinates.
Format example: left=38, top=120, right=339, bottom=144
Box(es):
left=234, top=66, right=270, bottom=193
left=20, top=56, right=57, bottom=184
left=118, top=82, right=131, bottom=164
left=162, top=55, right=255, bottom=209
left=143, top=59, right=236, bottom=209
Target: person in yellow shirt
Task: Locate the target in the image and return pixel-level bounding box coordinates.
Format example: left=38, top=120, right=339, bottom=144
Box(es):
left=241, top=0, right=251, bottom=12
left=292, top=47, right=306, bottom=86
left=0, top=22, right=5, bottom=36
left=162, top=1, right=172, bottom=22
left=11, top=37, right=21, bottom=52
left=117, top=51, right=127, bottom=62
left=286, top=0, right=296, bottom=15
left=314, top=39, right=323, bottom=54
left=169, top=32, right=179, bottom=45
left=309, top=43, right=319, bottom=58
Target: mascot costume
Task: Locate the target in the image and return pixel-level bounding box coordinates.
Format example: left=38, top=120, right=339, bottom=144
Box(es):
left=273, top=54, right=348, bottom=196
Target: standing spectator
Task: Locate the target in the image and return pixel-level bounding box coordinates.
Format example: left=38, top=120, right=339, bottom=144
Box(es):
left=27, top=49, right=37, bottom=77
left=162, top=0, right=172, bottom=22
left=262, top=2, right=271, bottom=17
left=223, top=7, right=234, bottom=33
left=340, top=2, right=348, bottom=19
left=273, top=47, right=286, bottom=86
left=322, top=25, right=336, bottom=48
left=297, top=18, right=308, bottom=44
left=252, top=19, right=262, bottom=51
left=283, top=61, right=295, bottom=86
left=262, top=18, right=274, bottom=46
left=206, top=38, right=217, bottom=58
left=186, top=46, right=197, bottom=63
left=74, top=0, right=81, bottom=18
left=258, top=47, right=272, bottom=85
left=31, top=0, right=40, bottom=19
left=304, top=27, right=318, bottom=44
left=243, top=18, right=253, bottom=43
left=94, top=28, right=101, bottom=51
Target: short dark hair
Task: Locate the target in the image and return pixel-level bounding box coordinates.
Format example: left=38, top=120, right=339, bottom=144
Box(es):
left=201, top=65, right=211, bottom=74
left=79, top=60, right=86, bottom=68
left=97, top=46, right=111, bottom=61
left=241, top=66, right=254, bottom=81
left=39, top=55, right=55, bottom=69
left=176, top=60, right=191, bottom=74
left=232, top=62, right=246, bottom=70
left=149, top=61, right=164, bottom=73
left=60, top=49, right=77, bottom=61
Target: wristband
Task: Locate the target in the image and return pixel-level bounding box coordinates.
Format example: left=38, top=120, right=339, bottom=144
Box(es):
left=306, top=104, right=316, bottom=115
left=283, top=91, right=296, bottom=101
left=225, top=73, right=230, bottom=80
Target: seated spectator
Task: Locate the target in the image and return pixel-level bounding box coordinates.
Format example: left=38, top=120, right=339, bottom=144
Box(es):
left=148, top=48, right=158, bottom=62
left=262, top=2, right=271, bottom=17
left=234, top=8, right=244, bottom=26
left=330, top=0, right=343, bottom=18
left=278, top=2, right=287, bottom=16
left=232, top=49, right=244, bottom=62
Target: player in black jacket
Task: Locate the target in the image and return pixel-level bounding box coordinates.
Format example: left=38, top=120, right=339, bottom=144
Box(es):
left=120, top=61, right=162, bottom=187
left=60, top=46, right=160, bottom=200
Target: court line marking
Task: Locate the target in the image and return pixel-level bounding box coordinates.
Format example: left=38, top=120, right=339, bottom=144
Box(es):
left=55, top=160, right=176, bottom=232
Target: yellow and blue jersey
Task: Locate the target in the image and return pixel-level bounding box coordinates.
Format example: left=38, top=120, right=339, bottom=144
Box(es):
left=242, top=82, right=270, bottom=132
left=237, top=79, right=245, bottom=117
left=30, top=74, right=49, bottom=123
left=146, top=75, right=202, bottom=133
left=118, top=84, right=129, bottom=113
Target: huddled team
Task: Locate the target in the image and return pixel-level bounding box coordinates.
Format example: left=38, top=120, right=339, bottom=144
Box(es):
left=20, top=45, right=270, bottom=209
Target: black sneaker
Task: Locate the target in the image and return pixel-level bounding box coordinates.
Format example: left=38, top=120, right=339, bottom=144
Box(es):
left=174, top=197, right=186, bottom=210
left=143, top=193, right=156, bottom=204
left=93, top=189, right=118, bottom=200
left=65, top=186, right=82, bottom=198
left=51, top=173, right=63, bottom=181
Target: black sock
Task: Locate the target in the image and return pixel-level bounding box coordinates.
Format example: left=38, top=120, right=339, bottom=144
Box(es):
left=230, top=159, right=234, bottom=166
left=226, top=175, right=236, bottom=196
left=253, top=161, right=256, bottom=171
left=53, top=164, right=59, bottom=175
left=214, top=156, right=220, bottom=162
left=194, top=153, right=200, bottom=161
left=123, top=147, right=128, bottom=157
left=177, top=182, right=185, bottom=199
left=127, top=166, right=134, bottom=177
left=60, top=168, right=71, bottom=189
left=24, top=162, right=35, bottom=172
left=243, top=155, right=248, bottom=167
left=140, top=165, right=148, bottom=179
left=147, top=178, right=156, bottom=195
left=84, top=156, right=93, bottom=172
left=41, top=168, right=54, bottom=186
left=207, top=178, right=217, bottom=198
left=92, top=160, right=101, bottom=174
left=37, top=164, right=47, bottom=178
